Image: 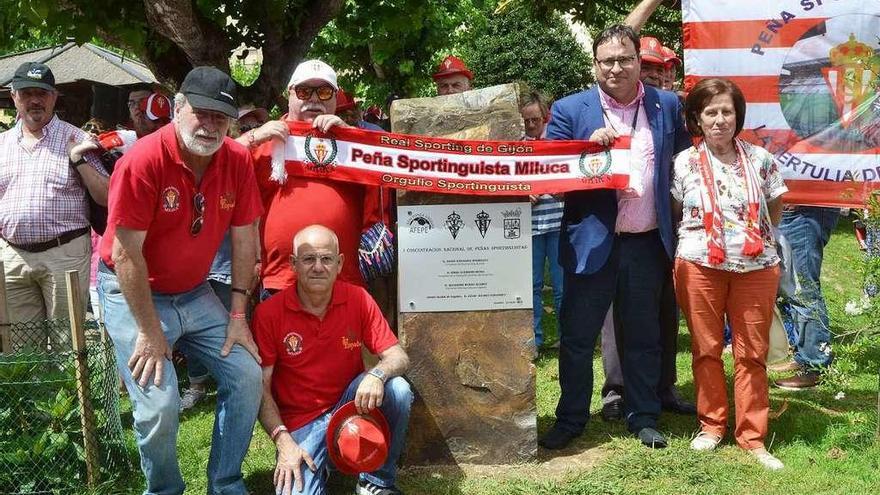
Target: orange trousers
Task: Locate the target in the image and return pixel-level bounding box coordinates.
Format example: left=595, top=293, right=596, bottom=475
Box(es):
left=674, top=258, right=779, bottom=449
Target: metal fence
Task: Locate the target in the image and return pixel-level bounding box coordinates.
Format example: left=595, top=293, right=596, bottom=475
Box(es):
left=0, top=316, right=131, bottom=493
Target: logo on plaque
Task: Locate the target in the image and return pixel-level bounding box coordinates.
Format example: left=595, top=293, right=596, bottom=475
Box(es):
left=304, top=133, right=338, bottom=174
left=501, top=207, right=522, bottom=239
left=475, top=210, right=491, bottom=239
left=407, top=211, right=433, bottom=234
left=446, top=211, right=464, bottom=239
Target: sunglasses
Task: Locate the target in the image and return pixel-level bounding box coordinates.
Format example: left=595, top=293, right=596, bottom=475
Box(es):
left=191, top=192, right=205, bottom=236
left=293, top=85, right=335, bottom=101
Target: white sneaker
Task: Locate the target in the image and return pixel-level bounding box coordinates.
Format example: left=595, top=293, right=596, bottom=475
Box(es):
left=690, top=432, right=722, bottom=451
left=750, top=448, right=784, bottom=470
left=179, top=387, right=207, bottom=411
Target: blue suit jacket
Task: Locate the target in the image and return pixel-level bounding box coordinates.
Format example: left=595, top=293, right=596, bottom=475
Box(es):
left=546, top=85, right=691, bottom=275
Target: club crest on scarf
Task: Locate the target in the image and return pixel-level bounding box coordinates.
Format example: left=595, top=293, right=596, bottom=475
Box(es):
left=303, top=133, right=338, bottom=174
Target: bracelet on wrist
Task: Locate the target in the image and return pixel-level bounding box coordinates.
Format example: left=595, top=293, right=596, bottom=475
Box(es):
left=70, top=157, right=87, bottom=167
left=231, top=287, right=250, bottom=297
left=270, top=424, right=288, bottom=441
left=230, top=311, right=247, bottom=320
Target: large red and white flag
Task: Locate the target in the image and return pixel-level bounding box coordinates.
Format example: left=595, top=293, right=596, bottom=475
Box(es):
left=683, top=0, right=880, bottom=207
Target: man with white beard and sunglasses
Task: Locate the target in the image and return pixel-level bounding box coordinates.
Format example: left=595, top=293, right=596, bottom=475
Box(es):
left=96, top=66, right=264, bottom=494
left=237, top=60, right=376, bottom=298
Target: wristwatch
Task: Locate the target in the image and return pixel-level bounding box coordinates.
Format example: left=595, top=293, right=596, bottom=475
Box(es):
left=368, top=367, right=387, bottom=384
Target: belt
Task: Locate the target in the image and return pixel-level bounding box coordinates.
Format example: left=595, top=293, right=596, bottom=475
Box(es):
left=616, top=229, right=658, bottom=238
left=2, top=227, right=90, bottom=253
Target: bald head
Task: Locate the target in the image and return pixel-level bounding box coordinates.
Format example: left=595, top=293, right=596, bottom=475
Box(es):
left=293, top=225, right=339, bottom=256
left=291, top=225, right=343, bottom=296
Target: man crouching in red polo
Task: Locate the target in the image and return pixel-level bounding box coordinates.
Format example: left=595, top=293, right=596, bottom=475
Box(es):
left=253, top=225, right=412, bottom=495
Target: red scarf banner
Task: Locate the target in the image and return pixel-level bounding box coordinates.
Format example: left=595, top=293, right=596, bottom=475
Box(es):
left=269, top=122, right=631, bottom=196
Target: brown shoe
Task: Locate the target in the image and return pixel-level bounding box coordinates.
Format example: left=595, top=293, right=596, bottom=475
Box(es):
left=768, top=360, right=800, bottom=373
left=775, top=370, right=820, bottom=390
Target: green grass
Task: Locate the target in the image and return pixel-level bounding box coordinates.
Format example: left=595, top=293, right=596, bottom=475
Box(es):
left=107, top=217, right=879, bottom=494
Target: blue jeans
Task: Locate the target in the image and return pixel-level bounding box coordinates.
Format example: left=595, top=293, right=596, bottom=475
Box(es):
left=779, top=207, right=839, bottom=369
left=179, top=280, right=232, bottom=386
left=532, top=230, right=563, bottom=346
left=97, top=269, right=262, bottom=495
left=287, top=374, right=413, bottom=494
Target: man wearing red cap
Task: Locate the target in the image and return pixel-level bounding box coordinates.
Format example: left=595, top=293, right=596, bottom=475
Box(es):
left=638, top=36, right=667, bottom=88
left=660, top=45, right=681, bottom=91
left=432, top=55, right=474, bottom=96
left=254, top=224, right=412, bottom=495
left=237, top=59, right=381, bottom=295
left=126, top=86, right=173, bottom=138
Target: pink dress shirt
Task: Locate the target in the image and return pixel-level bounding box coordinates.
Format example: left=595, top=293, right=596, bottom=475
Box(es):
left=597, top=83, right=657, bottom=233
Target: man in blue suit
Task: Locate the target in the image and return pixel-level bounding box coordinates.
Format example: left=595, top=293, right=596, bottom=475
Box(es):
left=538, top=24, right=691, bottom=450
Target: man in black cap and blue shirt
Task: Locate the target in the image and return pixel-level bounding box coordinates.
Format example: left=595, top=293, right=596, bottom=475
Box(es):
left=97, top=66, right=264, bottom=494
left=0, top=62, right=108, bottom=346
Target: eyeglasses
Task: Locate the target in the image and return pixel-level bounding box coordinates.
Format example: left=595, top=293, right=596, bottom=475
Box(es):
left=296, top=254, right=339, bottom=266
left=523, top=117, right=543, bottom=126
left=191, top=192, right=205, bottom=236
left=293, top=85, right=335, bottom=101
left=596, top=55, right=638, bottom=71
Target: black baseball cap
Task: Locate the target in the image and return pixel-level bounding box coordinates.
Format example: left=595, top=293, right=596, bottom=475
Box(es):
left=180, top=66, right=238, bottom=118
left=11, top=62, right=55, bottom=91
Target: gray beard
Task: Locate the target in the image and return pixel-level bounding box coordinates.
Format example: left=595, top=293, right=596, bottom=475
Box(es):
left=181, top=127, right=222, bottom=156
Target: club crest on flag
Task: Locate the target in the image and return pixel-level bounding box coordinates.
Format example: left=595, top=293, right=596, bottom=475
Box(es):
left=821, top=33, right=879, bottom=128
left=777, top=13, right=880, bottom=153
left=303, top=134, right=338, bottom=174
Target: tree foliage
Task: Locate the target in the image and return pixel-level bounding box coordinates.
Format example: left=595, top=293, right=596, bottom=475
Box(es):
left=459, top=4, right=592, bottom=101
left=0, top=0, right=346, bottom=107
left=518, top=0, right=683, bottom=51
left=310, top=0, right=483, bottom=105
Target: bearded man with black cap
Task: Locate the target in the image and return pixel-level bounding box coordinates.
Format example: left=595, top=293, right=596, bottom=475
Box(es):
left=0, top=62, right=109, bottom=338
left=97, top=66, right=264, bottom=494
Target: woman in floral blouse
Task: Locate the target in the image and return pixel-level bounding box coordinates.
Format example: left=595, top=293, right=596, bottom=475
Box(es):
left=671, top=78, right=787, bottom=470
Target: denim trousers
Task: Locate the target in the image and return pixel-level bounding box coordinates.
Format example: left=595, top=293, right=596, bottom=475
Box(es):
left=287, top=374, right=413, bottom=494
left=778, top=207, right=839, bottom=369
left=97, top=269, right=262, bottom=495
left=532, top=230, right=564, bottom=346
left=179, top=279, right=232, bottom=386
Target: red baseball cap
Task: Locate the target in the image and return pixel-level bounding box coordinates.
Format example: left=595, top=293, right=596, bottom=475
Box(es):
left=336, top=88, right=357, bottom=114
left=661, top=45, right=681, bottom=67
left=326, top=401, right=390, bottom=475
left=139, top=93, right=172, bottom=121
left=433, top=55, right=473, bottom=81
left=639, top=37, right=666, bottom=66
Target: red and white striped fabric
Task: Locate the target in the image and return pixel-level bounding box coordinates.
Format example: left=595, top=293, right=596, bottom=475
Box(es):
left=683, top=0, right=880, bottom=207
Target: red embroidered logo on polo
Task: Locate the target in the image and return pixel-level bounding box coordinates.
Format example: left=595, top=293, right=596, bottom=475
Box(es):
left=283, top=331, right=303, bottom=356
left=219, top=192, right=236, bottom=211
left=162, top=186, right=181, bottom=212
left=342, top=329, right=361, bottom=350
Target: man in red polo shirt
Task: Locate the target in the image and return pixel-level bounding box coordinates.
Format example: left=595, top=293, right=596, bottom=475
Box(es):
left=254, top=225, right=411, bottom=495
left=433, top=55, right=474, bottom=96
left=236, top=59, right=379, bottom=295
left=97, top=66, right=263, bottom=495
